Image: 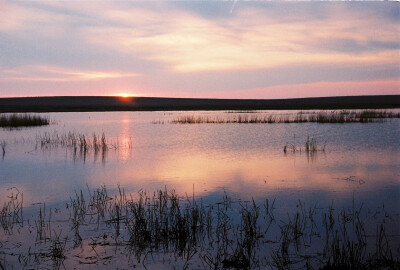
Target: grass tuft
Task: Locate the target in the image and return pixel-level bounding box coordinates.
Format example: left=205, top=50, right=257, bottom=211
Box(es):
left=0, top=114, right=49, bottom=128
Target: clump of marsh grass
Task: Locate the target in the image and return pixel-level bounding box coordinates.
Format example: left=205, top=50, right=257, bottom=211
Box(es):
left=345, top=110, right=400, bottom=119
left=36, top=131, right=114, bottom=163
left=283, top=135, right=300, bottom=153
left=40, top=231, right=67, bottom=270
left=168, top=110, right=400, bottom=124
left=34, top=203, right=55, bottom=243
left=0, top=140, right=5, bottom=158
left=69, top=191, right=87, bottom=227
left=171, top=115, right=282, bottom=124
left=0, top=114, right=49, bottom=128
left=151, top=119, right=165, bottom=124
left=87, top=185, right=113, bottom=223
left=36, top=131, right=110, bottom=151
left=0, top=188, right=23, bottom=234
left=225, top=110, right=258, bottom=113
left=284, top=135, right=325, bottom=154
left=305, top=136, right=325, bottom=152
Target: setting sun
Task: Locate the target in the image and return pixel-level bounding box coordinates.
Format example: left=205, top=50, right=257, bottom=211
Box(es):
left=116, top=93, right=137, bottom=98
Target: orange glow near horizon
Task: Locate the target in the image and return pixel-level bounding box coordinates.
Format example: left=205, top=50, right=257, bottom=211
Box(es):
left=115, top=93, right=139, bottom=99
left=119, top=93, right=132, bottom=98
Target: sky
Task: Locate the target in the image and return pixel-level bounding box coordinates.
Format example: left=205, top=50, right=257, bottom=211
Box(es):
left=0, top=1, right=399, bottom=99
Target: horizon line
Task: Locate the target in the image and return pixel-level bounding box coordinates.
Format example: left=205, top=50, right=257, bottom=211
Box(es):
left=1, top=94, right=399, bottom=101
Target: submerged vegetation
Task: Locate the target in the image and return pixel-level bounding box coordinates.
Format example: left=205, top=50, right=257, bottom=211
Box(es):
left=0, top=186, right=398, bottom=269
left=169, top=110, right=400, bottom=124
left=0, top=113, right=50, bottom=128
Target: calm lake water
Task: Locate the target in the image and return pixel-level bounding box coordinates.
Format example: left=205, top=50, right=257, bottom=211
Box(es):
left=0, top=110, right=399, bottom=269
left=1, top=111, right=399, bottom=206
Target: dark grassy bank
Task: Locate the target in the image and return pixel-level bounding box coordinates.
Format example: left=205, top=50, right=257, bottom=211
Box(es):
left=0, top=95, right=399, bottom=112
left=0, top=113, right=50, bottom=127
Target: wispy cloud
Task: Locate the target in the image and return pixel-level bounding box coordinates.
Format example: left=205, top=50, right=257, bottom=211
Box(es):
left=0, top=0, right=77, bottom=37
left=82, top=3, right=399, bottom=72
left=0, top=65, right=139, bottom=82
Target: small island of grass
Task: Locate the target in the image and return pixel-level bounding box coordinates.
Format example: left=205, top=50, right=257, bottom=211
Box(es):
left=0, top=113, right=50, bottom=128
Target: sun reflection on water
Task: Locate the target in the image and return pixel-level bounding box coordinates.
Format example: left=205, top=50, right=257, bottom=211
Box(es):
left=117, top=112, right=133, bottom=161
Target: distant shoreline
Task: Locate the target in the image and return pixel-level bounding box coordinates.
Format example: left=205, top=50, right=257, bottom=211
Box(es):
left=0, top=95, right=399, bottom=112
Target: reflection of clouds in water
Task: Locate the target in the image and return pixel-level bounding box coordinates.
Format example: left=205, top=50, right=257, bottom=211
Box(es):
left=0, top=112, right=399, bottom=208
left=85, top=146, right=399, bottom=202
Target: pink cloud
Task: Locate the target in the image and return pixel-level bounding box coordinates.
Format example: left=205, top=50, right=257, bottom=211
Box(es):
left=202, top=80, right=400, bottom=99
left=0, top=66, right=139, bottom=82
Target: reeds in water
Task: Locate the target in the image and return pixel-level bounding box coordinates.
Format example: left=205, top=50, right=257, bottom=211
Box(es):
left=36, top=131, right=112, bottom=163
left=169, top=110, right=400, bottom=124
left=0, top=188, right=23, bottom=234
left=171, top=115, right=282, bottom=124
left=0, top=140, right=5, bottom=157
left=0, top=186, right=398, bottom=269
left=0, top=114, right=49, bottom=128
left=305, top=136, right=325, bottom=152
left=48, top=232, right=67, bottom=269
left=37, top=132, right=114, bottom=150
left=284, top=136, right=326, bottom=155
